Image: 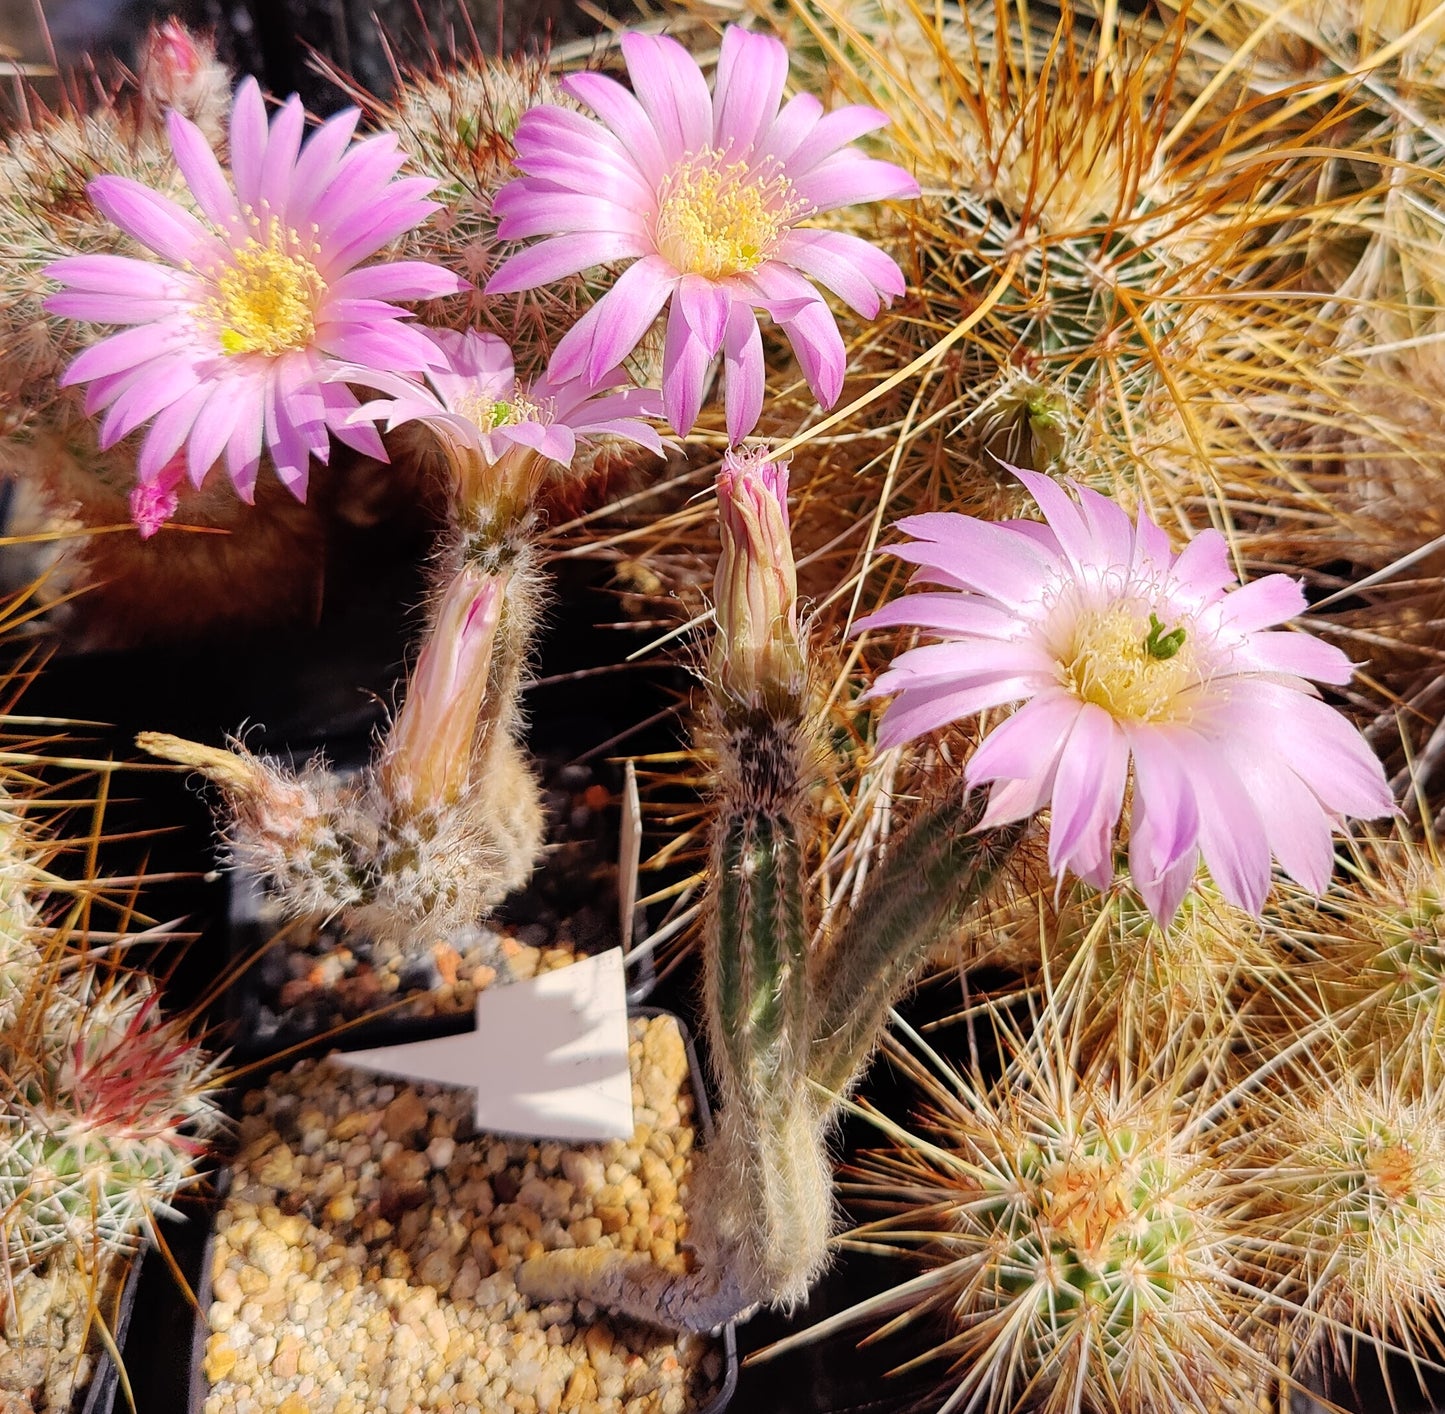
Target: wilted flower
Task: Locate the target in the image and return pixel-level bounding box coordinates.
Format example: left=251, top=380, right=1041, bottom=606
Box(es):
left=485, top=26, right=918, bottom=441
left=46, top=77, right=464, bottom=503
left=710, top=446, right=804, bottom=714
left=345, top=327, right=664, bottom=524
left=858, top=469, right=1394, bottom=922
left=380, top=565, right=506, bottom=811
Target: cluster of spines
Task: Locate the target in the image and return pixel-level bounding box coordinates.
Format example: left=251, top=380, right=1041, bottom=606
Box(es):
left=0, top=774, right=218, bottom=1275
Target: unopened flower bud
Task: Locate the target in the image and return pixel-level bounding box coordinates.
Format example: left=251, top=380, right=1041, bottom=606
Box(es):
left=710, top=447, right=804, bottom=714
left=129, top=456, right=185, bottom=539
left=382, top=566, right=506, bottom=810
left=137, top=20, right=226, bottom=129
left=135, top=732, right=320, bottom=843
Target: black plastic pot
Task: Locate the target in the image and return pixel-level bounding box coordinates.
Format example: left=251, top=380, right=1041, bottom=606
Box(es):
left=184, top=1003, right=736, bottom=1414
left=76, top=1248, right=144, bottom=1414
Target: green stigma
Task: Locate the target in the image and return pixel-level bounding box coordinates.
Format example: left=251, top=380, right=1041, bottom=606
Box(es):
left=1143, top=613, right=1186, bottom=661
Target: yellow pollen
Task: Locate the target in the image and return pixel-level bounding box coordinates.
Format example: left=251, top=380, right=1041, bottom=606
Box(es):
left=208, top=219, right=322, bottom=357
left=1056, top=600, right=1196, bottom=723
left=653, top=150, right=800, bottom=279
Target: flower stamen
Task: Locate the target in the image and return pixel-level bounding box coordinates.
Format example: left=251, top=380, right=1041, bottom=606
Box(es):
left=653, top=151, right=803, bottom=280
left=1056, top=600, right=1196, bottom=723
left=207, top=214, right=323, bottom=357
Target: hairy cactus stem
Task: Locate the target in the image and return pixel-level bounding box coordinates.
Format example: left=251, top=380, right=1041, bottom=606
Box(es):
left=135, top=732, right=375, bottom=916
left=808, top=779, right=1027, bottom=1096
left=709, top=708, right=814, bottom=1108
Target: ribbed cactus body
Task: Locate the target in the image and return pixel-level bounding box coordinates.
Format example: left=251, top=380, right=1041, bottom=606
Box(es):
left=702, top=712, right=832, bottom=1306
left=811, top=782, right=1025, bottom=1094
left=711, top=749, right=810, bottom=1101
left=0, top=1122, right=186, bottom=1260
left=520, top=457, right=1026, bottom=1328
left=0, top=977, right=221, bottom=1264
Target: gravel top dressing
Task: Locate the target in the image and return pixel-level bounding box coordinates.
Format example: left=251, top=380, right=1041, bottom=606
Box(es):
left=198, top=1015, right=726, bottom=1414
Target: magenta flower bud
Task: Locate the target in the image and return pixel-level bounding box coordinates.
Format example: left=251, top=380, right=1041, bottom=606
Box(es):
left=129, top=454, right=186, bottom=539
left=382, top=566, right=506, bottom=810
left=710, top=446, right=804, bottom=713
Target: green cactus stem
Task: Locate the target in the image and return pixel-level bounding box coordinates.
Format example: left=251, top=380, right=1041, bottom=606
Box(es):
left=809, top=781, right=1027, bottom=1096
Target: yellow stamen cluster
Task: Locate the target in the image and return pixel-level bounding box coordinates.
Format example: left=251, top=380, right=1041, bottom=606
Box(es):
left=207, top=213, right=323, bottom=357
left=653, top=151, right=801, bottom=280
left=1055, top=599, right=1196, bottom=723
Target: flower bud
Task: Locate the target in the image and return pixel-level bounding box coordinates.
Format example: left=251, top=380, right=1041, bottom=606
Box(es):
left=137, top=21, right=222, bottom=122
left=129, top=456, right=185, bottom=539
left=381, top=565, right=506, bottom=810
left=710, top=447, right=804, bottom=715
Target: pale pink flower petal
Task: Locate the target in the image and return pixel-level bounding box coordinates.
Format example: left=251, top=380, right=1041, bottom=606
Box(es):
left=722, top=302, right=764, bottom=447
left=1126, top=726, right=1202, bottom=868
left=340, top=328, right=663, bottom=478
left=184, top=388, right=243, bottom=484
left=757, top=93, right=825, bottom=164
left=47, top=78, right=462, bottom=507
left=137, top=383, right=210, bottom=481
left=1048, top=705, right=1129, bottom=885
left=620, top=32, right=714, bottom=154
left=228, top=76, right=268, bottom=207
left=485, top=232, right=651, bottom=297
left=165, top=113, right=237, bottom=225
left=713, top=27, right=789, bottom=154
left=1181, top=742, right=1273, bottom=915
left=661, top=299, right=713, bottom=437
left=860, top=471, right=1394, bottom=923
left=1217, top=572, right=1308, bottom=632
left=557, top=72, right=668, bottom=184
left=792, top=150, right=921, bottom=210
left=888, top=514, right=1060, bottom=605
left=88, top=176, right=215, bottom=264
left=486, top=23, right=918, bottom=441
left=785, top=105, right=892, bottom=172
left=780, top=229, right=905, bottom=318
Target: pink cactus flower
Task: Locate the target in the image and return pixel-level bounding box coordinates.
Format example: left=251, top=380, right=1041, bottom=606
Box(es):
left=485, top=26, right=918, bottom=442
left=345, top=328, right=665, bottom=471
left=857, top=469, right=1395, bottom=923
left=45, top=77, right=465, bottom=503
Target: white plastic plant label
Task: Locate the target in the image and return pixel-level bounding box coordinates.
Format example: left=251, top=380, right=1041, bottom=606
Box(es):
left=335, top=947, right=635, bottom=1141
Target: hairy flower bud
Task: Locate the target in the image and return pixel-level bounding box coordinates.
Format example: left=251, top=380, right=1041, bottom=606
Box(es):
left=710, top=447, right=804, bottom=715
left=136, top=20, right=226, bottom=128
left=381, top=565, right=506, bottom=810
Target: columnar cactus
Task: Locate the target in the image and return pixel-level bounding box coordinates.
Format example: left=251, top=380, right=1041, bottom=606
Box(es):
left=516, top=448, right=1023, bottom=1327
